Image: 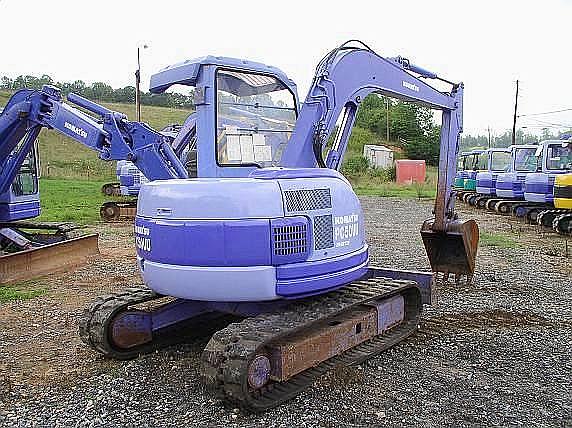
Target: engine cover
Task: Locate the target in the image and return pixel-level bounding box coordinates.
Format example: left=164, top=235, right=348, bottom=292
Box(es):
left=476, top=172, right=497, bottom=195
left=134, top=169, right=368, bottom=301
left=524, top=172, right=556, bottom=203
left=496, top=172, right=526, bottom=199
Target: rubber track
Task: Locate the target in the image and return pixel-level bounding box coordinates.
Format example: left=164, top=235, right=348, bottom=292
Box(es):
left=201, top=277, right=421, bottom=412
left=79, top=287, right=157, bottom=360
left=537, top=209, right=569, bottom=228
left=100, top=201, right=137, bottom=222
left=79, top=288, right=241, bottom=360
left=553, top=213, right=572, bottom=235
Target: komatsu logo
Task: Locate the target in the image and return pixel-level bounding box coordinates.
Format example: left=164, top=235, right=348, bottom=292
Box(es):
left=333, top=213, right=359, bottom=248
left=402, top=81, right=420, bottom=92
left=135, top=225, right=151, bottom=252
left=64, top=122, right=88, bottom=138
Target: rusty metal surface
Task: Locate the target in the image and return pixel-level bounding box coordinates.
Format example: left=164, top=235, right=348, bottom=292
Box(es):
left=100, top=202, right=137, bottom=222
left=110, top=311, right=153, bottom=349
left=421, top=218, right=479, bottom=276
left=0, top=234, right=99, bottom=283
left=268, top=306, right=378, bottom=382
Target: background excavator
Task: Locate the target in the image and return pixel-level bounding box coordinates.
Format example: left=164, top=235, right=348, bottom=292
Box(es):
left=474, top=144, right=537, bottom=211
left=469, top=147, right=512, bottom=207
left=454, top=149, right=482, bottom=189
left=523, top=138, right=571, bottom=232
left=1, top=41, right=478, bottom=410
left=99, top=123, right=186, bottom=221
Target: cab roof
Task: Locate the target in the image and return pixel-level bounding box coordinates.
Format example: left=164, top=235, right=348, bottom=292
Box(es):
left=149, top=55, right=296, bottom=95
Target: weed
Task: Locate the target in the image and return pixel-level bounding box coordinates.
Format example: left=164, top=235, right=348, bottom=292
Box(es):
left=0, top=286, right=46, bottom=303
left=479, top=231, right=518, bottom=248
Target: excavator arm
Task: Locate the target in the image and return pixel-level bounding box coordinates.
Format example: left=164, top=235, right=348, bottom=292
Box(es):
left=282, top=41, right=478, bottom=279
left=0, top=85, right=188, bottom=196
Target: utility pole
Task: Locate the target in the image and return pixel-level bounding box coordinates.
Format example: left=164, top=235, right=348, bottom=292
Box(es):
left=385, top=97, right=390, bottom=143
left=135, top=47, right=141, bottom=122
left=511, top=79, right=519, bottom=145
left=487, top=127, right=491, bottom=148
left=135, top=44, right=148, bottom=122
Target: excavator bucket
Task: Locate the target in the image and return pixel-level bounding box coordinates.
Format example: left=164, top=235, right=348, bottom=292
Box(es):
left=420, top=218, right=479, bottom=280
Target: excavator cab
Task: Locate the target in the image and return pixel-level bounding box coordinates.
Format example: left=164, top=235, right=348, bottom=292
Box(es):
left=0, top=141, right=41, bottom=222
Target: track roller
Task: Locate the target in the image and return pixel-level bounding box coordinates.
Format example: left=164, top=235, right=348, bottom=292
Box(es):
left=100, top=201, right=137, bottom=222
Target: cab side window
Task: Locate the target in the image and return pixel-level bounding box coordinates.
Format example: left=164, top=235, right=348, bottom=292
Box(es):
left=12, top=148, right=38, bottom=196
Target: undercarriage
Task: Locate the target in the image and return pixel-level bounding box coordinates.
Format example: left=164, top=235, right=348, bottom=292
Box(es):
left=79, top=271, right=429, bottom=411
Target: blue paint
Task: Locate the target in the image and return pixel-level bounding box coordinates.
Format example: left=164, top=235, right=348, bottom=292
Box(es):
left=276, top=245, right=367, bottom=280
left=135, top=217, right=272, bottom=267
left=250, top=167, right=349, bottom=182
left=149, top=56, right=297, bottom=97
left=0, top=199, right=40, bottom=221
left=276, top=259, right=368, bottom=298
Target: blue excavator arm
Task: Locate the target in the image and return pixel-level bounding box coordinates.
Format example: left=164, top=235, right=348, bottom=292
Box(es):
left=282, top=41, right=461, bottom=230
left=281, top=41, right=477, bottom=277
left=0, top=85, right=188, bottom=195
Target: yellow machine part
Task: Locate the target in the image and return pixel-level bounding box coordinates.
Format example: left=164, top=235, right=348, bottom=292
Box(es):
left=554, top=174, right=572, bottom=209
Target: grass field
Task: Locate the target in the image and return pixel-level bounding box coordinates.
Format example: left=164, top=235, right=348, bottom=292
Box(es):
left=479, top=231, right=518, bottom=248
left=37, top=178, right=131, bottom=224
left=349, top=165, right=437, bottom=198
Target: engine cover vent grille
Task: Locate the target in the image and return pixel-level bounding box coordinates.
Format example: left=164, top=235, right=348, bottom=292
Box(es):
left=284, top=188, right=332, bottom=212
left=271, top=217, right=310, bottom=265
left=314, top=214, right=334, bottom=250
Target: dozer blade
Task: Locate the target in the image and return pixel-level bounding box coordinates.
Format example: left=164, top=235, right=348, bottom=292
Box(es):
left=0, top=234, right=99, bottom=283
left=420, top=219, right=479, bottom=279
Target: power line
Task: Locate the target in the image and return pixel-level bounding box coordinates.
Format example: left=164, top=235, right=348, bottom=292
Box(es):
left=518, top=107, right=572, bottom=117
left=520, top=124, right=569, bottom=129
left=523, top=117, right=572, bottom=128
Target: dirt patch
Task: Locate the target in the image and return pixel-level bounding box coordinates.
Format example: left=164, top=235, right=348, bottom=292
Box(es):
left=0, top=223, right=139, bottom=389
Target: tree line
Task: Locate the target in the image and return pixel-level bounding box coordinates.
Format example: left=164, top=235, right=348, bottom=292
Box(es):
left=0, top=74, right=195, bottom=109
left=460, top=128, right=569, bottom=151
left=354, top=94, right=442, bottom=165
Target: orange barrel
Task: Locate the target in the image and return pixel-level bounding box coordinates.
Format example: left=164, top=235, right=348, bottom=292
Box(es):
left=395, top=160, right=426, bottom=184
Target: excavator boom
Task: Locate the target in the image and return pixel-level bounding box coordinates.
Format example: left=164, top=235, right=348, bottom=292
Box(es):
left=282, top=41, right=479, bottom=279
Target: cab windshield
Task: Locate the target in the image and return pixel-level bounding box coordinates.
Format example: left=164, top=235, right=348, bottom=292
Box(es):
left=216, top=69, right=297, bottom=167
left=490, top=151, right=511, bottom=172
left=514, top=147, right=538, bottom=172
left=546, top=143, right=571, bottom=170
left=457, top=155, right=467, bottom=170
left=467, top=153, right=480, bottom=170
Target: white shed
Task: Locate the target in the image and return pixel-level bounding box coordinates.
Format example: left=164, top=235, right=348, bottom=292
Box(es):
left=363, top=144, right=394, bottom=169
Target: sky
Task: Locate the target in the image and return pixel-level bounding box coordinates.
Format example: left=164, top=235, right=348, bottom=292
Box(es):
left=1, top=0, right=571, bottom=137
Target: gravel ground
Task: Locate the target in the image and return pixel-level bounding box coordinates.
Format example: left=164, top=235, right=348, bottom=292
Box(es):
left=0, top=197, right=571, bottom=427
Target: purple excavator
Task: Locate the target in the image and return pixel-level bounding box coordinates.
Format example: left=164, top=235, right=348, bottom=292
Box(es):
left=0, top=41, right=478, bottom=410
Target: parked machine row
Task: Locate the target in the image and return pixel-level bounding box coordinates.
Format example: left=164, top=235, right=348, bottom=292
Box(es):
left=454, top=137, right=572, bottom=234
